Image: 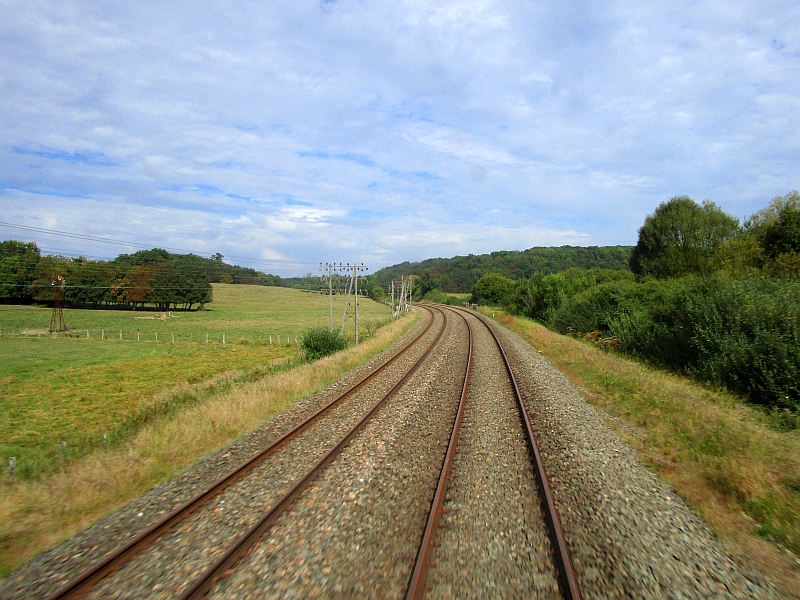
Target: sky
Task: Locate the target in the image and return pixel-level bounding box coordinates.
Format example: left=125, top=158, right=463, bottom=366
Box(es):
left=1, top=1, right=799, bottom=276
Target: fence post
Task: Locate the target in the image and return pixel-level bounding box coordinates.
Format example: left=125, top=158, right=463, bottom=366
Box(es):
left=206, top=333, right=209, bottom=343
left=222, top=333, right=225, bottom=344
left=101, top=329, right=104, bottom=340
left=155, top=332, right=158, bottom=342
left=119, top=330, right=122, bottom=340
left=8, top=457, right=15, bottom=477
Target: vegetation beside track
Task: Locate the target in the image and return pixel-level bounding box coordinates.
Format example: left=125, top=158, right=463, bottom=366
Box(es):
left=0, top=284, right=390, bottom=482
left=487, top=309, right=800, bottom=597
left=0, top=299, right=419, bottom=578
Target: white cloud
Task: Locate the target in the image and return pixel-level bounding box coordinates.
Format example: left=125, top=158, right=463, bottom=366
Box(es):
left=1, top=0, right=798, bottom=275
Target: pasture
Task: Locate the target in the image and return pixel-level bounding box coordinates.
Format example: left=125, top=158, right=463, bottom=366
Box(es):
left=0, top=284, right=390, bottom=481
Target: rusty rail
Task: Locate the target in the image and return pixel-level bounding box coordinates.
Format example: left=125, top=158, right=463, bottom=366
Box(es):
left=405, top=308, right=473, bottom=600
left=406, top=305, right=582, bottom=600
left=179, top=307, right=450, bottom=600
left=46, top=305, right=442, bottom=600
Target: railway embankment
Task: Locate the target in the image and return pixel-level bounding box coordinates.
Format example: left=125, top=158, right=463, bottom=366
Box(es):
left=490, top=309, right=800, bottom=598
left=1, top=305, right=792, bottom=598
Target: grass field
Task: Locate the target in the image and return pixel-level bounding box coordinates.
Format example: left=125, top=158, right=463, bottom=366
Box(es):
left=0, top=284, right=390, bottom=481
left=0, top=298, right=418, bottom=579
left=485, top=309, right=800, bottom=598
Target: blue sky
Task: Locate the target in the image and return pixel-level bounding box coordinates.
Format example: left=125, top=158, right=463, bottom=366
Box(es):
left=1, top=1, right=798, bottom=276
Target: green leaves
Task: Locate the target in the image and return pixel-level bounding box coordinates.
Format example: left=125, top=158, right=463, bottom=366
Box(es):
left=630, top=196, right=740, bottom=278
left=301, top=327, right=347, bottom=361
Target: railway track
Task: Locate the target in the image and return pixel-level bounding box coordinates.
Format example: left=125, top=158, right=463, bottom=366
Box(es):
left=406, top=306, right=580, bottom=599
left=46, top=305, right=446, bottom=600
left=43, top=304, right=581, bottom=599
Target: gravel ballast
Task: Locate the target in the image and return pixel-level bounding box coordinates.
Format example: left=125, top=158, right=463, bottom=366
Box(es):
left=484, top=314, right=770, bottom=599
left=426, top=310, right=560, bottom=599
left=0, top=310, right=434, bottom=600
left=1, top=305, right=775, bottom=599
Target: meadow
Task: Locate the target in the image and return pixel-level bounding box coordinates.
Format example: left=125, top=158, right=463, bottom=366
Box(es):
left=0, top=284, right=390, bottom=481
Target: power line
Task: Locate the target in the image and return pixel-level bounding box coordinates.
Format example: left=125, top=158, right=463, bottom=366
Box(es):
left=0, top=221, right=317, bottom=269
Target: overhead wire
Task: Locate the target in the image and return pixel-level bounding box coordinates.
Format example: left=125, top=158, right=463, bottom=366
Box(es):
left=0, top=221, right=319, bottom=270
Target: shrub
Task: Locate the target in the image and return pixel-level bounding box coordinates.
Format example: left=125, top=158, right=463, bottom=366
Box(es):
left=552, top=278, right=642, bottom=335
left=470, top=272, right=516, bottom=306
left=301, top=327, right=347, bottom=361
left=683, top=277, right=800, bottom=409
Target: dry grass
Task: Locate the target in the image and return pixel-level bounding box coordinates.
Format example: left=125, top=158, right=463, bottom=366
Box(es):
left=488, top=310, right=800, bottom=597
left=0, top=311, right=420, bottom=578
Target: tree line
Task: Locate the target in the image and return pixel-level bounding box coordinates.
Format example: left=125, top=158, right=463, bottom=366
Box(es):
left=0, top=245, right=286, bottom=310
left=463, top=192, right=799, bottom=413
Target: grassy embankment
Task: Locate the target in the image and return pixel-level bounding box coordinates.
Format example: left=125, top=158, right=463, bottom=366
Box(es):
left=0, top=284, right=417, bottom=577
left=486, top=310, right=800, bottom=597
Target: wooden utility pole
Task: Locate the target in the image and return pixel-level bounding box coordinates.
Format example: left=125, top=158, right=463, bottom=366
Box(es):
left=354, top=265, right=359, bottom=344
left=320, top=262, right=336, bottom=331
left=335, top=263, right=368, bottom=343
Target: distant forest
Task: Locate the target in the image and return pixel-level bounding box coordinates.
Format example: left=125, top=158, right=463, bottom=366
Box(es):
left=372, top=245, right=633, bottom=293
left=0, top=244, right=285, bottom=310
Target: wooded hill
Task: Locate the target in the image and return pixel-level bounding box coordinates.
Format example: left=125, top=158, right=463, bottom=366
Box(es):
left=372, top=245, right=633, bottom=293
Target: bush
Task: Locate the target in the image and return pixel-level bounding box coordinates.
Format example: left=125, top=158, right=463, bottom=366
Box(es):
left=301, top=327, right=347, bottom=361
left=540, top=272, right=799, bottom=410
left=509, top=268, right=635, bottom=325
left=470, top=272, right=516, bottom=306
left=683, top=277, right=800, bottom=409
left=600, top=276, right=800, bottom=410
left=552, top=278, right=641, bottom=335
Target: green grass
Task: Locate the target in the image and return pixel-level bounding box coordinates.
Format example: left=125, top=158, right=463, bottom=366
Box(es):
left=0, top=284, right=390, bottom=481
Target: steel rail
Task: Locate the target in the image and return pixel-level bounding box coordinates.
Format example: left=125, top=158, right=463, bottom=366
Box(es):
left=456, top=306, right=582, bottom=600
left=179, top=307, right=451, bottom=600
left=46, top=305, right=441, bottom=600
left=405, top=308, right=473, bottom=600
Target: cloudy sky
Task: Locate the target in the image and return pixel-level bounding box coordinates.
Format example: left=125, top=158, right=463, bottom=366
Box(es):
left=1, top=1, right=798, bottom=276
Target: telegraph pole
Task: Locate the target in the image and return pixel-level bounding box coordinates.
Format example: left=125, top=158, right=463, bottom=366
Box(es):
left=353, top=263, right=367, bottom=343
left=354, top=265, right=359, bottom=344
left=320, top=262, right=335, bottom=331
left=328, top=262, right=368, bottom=342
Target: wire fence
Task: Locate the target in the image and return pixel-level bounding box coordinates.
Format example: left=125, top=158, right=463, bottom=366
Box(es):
left=0, top=320, right=388, bottom=345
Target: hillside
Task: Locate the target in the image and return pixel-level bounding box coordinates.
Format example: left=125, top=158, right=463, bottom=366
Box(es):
left=373, top=245, right=633, bottom=293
